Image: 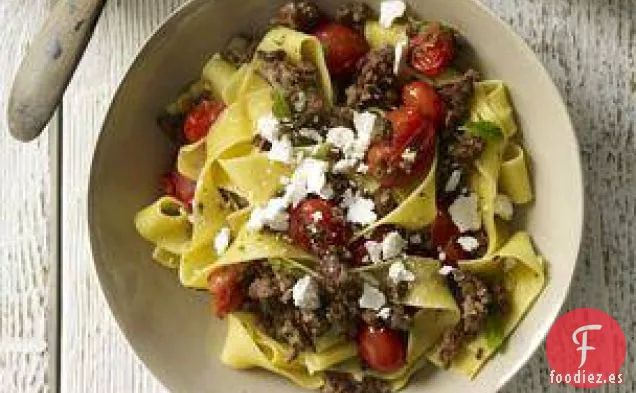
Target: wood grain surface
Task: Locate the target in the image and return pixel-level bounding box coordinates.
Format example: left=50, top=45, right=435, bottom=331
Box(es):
left=1, top=0, right=634, bottom=392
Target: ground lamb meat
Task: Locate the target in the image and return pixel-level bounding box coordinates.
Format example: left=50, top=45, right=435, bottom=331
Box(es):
left=322, top=372, right=391, bottom=393
left=447, top=131, right=485, bottom=166
left=346, top=46, right=399, bottom=109
left=271, top=1, right=321, bottom=33
left=321, top=274, right=364, bottom=337
left=438, top=69, right=480, bottom=129
left=336, top=2, right=373, bottom=32
left=438, top=270, right=501, bottom=364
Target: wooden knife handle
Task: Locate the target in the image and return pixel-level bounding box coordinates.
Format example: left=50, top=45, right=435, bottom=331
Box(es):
left=7, top=0, right=106, bottom=142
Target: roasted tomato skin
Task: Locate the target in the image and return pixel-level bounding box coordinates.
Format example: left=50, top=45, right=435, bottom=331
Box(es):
left=207, top=266, right=245, bottom=318
left=358, top=324, right=407, bottom=372
left=313, top=23, right=369, bottom=77
left=402, top=81, right=447, bottom=127
left=183, top=99, right=225, bottom=143
left=161, top=171, right=196, bottom=207
left=409, top=23, right=455, bottom=77
left=289, top=198, right=351, bottom=255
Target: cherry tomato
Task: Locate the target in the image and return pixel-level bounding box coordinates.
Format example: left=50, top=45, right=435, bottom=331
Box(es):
left=161, top=171, right=196, bottom=207
left=358, top=325, right=406, bottom=372
left=183, top=99, right=225, bottom=143
left=208, top=266, right=245, bottom=318
left=313, top=23, right=369, bottom=77
left=431, top=209, right=468, bottom=262
left=402, top=81, right=446, bottom=127
left=409, top=23, right=455, bottom=77
left=289, top=198, right=351, bottom=255
left=366, top=141, right=395, bottom=185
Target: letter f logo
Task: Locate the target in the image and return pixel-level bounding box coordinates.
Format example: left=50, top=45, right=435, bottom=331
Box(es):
left=572, top=325, right=602, bottom=368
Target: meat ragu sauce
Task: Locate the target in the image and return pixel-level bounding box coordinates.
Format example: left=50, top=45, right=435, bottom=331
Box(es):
left=151, top=1, right=515, bottom=390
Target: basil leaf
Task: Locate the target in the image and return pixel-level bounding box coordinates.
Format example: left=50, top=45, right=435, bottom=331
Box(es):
left=272, top=88, right=291, bottom=119
left=461, top=121, right=504, bottom=140
left=485, top=313, right=505, bottom=348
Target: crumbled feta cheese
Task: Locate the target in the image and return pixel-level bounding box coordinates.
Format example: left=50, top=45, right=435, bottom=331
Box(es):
left=247, top=197, right=290, bottom=232
left=326, top=127, right=356, bottom=152
left=333, top=158, right=358, bottom=174
left=377, top=307, right=392, bottom=320
left=394, top=39, right=407, bottom=75
left=292, top=275, right=321, bottom=310
left=214, top=226, right=231, bottom=255
left=457, top=236, right=480, bottom=252
left=438, top=251, right=447, bottom=261
left=357, top=163, right=369, bottom=174
left=379, top=0, right=406, bottom=28
left=352, top=111, right=376, bottom=156
left=364, top=241, right=383, bottom=264
left=494, top=194, right=514, bottom=220
left=438, top=265, right=455, bottom=276
left=445, top=170, right=462, bottom=192
left=409, top=234, right=422, bottom=244
left=448, top=193, right=482, bottom=232
left=382, top=231, right=406, bottom=260
left=359, top=283, right=386, bottom=310
left=298, top=128, right=324, bottom=143
left=401, top=148, right=416, bottom=163
left=256, top=113, right=279, bottom=142
left=311, top=211, right=323, bottom=222
left=346, top=196, right=377, bottom=225
left=283, top=158, right=331, bottom=206
left=340, top=189, right=356, bottom=208
left=267, top=136, right=293, bottom=163
left=388, top=261, right=416, bottom=283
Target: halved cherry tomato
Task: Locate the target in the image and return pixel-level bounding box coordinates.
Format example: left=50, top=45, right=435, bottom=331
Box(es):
left=313, top=23, right=369, bottom=77
left=409, top=23, right=455, bottom=77
left=208, top=266, right=245, bottom=318
left=289, top=198, right=351, bottom=255
left=402, top=81, right=446, bottom=127
left=358, top=325, right=406, bottom=372
left=161, top=171, right=196, bottom=207
left=183, top=99, right=225, bottom=143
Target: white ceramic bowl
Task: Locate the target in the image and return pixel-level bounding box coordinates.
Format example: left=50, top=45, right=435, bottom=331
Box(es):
left=88, top=0, right=583, bottom=392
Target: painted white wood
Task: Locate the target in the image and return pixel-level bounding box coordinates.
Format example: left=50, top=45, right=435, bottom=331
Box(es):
left=0, top=1, right=55, bottom=392
left=58, top=1, right=635, bottom=393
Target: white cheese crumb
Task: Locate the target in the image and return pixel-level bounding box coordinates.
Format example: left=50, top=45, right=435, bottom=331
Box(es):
left=292, top=275, right=321, bottom=310
left=457, top=236, right=480, bottom=252
left=409, top=234, right=422, bottom=244
left=379, top=0, right=406, bottom=29
left=357, top=163, right=369, bottom=174
left=438, top=251, right=447, bottom=261
left=382, top=231, right=406, bottom=260
left=359, top=283, right=386, bottom=310
left=388, top=261, right=416, bottom=283
left=448, top=193, right=482, bottom=233
left=445, top=170, right=462, bottom=192
left=438, top=265, right=455, bottom=276
left=283, top=158, right=331, bottom=206
left=333, top=158, right=358, bottom=174
left=346, top=196, right=377, bottom=225
left=298, top=128, right=324, bottom=143
left=401, top=148, right=416, bottom=163
left=364, top=241, right=383, bottom=264
left=267, top=136, right=293, bottom=163
left=214, top=226, right=231, bottom=255
left=377, top=307, right=392, bottom=320
left=311, top=211, right=323, bottom=222
left=326, top=127, right=356, bottom=152
left=352, top=111, right=376, bottom=155
left=394, top=39, right=407, bottom=75
left=494, top=194, right=514, bottom=220
left=247, top=197, right=290, bottom=232
left=256, top=113, right=280, bottom=142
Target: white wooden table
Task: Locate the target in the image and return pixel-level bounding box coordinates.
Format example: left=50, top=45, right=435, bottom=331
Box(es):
left=1, top=0, right=634, bottom=392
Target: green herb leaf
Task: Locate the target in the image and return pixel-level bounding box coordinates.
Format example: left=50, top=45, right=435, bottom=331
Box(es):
left=272, top=88, right=291, bottom=119
left=485, top=314, right=505, bottom=348
left=461, top=121, right=504, bottom=140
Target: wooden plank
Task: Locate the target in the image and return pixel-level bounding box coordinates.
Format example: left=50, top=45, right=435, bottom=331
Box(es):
left=59, top=1, right=635, bottom=393
left=0, top=1, right=55, bottom=392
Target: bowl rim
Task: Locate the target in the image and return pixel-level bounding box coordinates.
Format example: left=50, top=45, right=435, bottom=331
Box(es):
left=88, top=0, right=585, bottom=391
